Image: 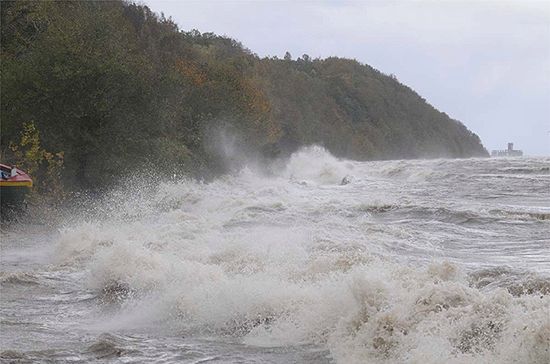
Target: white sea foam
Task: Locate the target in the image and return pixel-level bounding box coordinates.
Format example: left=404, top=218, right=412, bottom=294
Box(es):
left=52, top=147, right=550, bottom=363
left=280, top=145, right=356, bottom=185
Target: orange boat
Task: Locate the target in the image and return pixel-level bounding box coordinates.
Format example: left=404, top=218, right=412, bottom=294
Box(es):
left=1, top=164, right=33, bottom=213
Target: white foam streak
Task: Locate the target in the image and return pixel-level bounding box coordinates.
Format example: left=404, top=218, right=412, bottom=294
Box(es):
left=54, top=147, right=550, bottom=363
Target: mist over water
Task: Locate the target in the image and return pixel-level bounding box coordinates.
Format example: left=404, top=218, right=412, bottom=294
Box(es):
left=1, top=146, right=549, bottom=363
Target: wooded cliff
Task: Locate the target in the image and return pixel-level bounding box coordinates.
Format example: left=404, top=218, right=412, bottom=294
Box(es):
left=1, top=1, right=488, bottom=190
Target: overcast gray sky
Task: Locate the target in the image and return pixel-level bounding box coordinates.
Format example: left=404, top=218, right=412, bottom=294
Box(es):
left=144, top=0, right=550, bottom=156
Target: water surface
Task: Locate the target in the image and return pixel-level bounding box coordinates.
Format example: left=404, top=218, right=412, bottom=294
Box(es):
left=1, top=147, right=549, bottom=363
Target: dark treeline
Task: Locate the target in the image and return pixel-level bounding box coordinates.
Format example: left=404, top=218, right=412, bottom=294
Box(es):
left=1, top=1, right=488, bottom=191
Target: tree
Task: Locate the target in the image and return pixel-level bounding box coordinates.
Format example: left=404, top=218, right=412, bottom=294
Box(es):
left=0, top=0, right=488, bottom=193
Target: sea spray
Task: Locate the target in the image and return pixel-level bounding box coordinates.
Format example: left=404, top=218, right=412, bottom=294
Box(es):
left=3, top=147, right=549, bottom=363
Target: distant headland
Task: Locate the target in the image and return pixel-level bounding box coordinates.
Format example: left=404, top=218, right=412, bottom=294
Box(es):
left=1, top=1, right=488, bottom=192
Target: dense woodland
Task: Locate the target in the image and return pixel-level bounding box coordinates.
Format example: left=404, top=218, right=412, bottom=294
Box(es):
left=1, top=1, right=488, bottom=192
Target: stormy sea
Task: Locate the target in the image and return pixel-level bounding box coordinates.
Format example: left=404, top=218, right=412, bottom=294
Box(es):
left=1, top=147, right=549, bottom=363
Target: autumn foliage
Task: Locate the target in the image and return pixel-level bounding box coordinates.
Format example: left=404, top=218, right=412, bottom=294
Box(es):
left=1, top=1, right=487, bottom=191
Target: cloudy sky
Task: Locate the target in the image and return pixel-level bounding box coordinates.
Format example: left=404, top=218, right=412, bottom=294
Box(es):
left=144, top=0, right=550, bottom=156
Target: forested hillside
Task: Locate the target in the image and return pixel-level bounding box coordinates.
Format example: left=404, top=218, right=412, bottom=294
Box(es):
left=1, top=1, right=488, bottom=191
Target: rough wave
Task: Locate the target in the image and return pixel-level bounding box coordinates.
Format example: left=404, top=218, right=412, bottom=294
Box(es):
left=0, top=271, right=39, bottom=286
left=280, top=145, right=357, bottom=185
left=48, top=147, right=550, bottom=363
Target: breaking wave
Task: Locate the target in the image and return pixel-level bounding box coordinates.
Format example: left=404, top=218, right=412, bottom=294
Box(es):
left=0, top=271, right=39, bottom=286
left=48, top=147, right=550, bottom=363
left=281, top=145, right=356, bottom=185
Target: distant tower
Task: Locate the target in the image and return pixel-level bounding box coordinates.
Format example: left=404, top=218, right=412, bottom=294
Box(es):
left=492, top=142, right=523, bottom=157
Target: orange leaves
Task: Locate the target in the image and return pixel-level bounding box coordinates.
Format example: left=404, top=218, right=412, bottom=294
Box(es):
left=240, top=79, right=271, bottom=116
left=9, top=121, right=65, bottom=199
left=175, top=58, right=206, bottom=86
left=243, top=82, right=281, bottom=143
